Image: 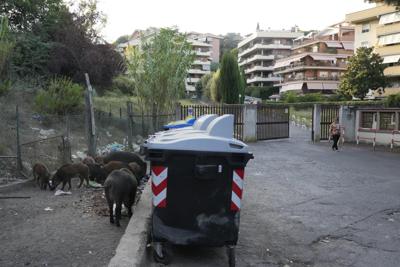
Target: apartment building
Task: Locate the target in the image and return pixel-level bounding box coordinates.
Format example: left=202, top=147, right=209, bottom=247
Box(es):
left=274, top=23, right=355, bottom=94
left=188, top=32, right=222, bottom=63
left=238, top=29, right=303, bottom=87
left=186, top=39, right=212, bottom=93
left=346, top=3, right=400, bottom=97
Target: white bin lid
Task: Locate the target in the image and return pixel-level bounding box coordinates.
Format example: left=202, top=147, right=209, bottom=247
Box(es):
left=146, top=114, right=248, bottom=153
left=152, top=114, right=218, bottom=137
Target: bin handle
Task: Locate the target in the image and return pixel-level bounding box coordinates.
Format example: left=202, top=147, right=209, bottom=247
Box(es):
left=195, top=164, right=221, bottom=180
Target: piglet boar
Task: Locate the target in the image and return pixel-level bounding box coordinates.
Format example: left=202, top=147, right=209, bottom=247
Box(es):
left=51, top=163, right=89, bottom=191
left=82, top=156, right=95, bottom=165
left=104, top=168, right=138, bottom=227
left=32, top=163, right=51, bottom=190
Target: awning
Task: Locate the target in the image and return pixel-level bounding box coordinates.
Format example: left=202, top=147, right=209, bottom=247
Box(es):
left=324, top=41, right=343, bottom=48
left=280, top=83, right=303, bottom=92
left=383, top=55, right=400, bottom=64
left=310, top=55, right=338, bottom=61
left=378, top=33, right=400, bottom=46
left=379, top=11, right=400, bottom=25
left=274, top=54, right=307, bottom=69
left=322, top=83, right=338, bottom=90
left=306, top=82, right=323, bottom=90
left=341, top=42, right=354, bottom=50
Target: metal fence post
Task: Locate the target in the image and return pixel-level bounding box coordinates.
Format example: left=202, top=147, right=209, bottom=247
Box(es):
left=85, top=73, right=96, bottom=157
left=16, top=105, right=22, bottom=172
left=126, top=101, right=134, bottom=151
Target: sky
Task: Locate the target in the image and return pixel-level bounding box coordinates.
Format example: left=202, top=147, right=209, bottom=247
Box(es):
left=97, top=0, right=375, bottom=43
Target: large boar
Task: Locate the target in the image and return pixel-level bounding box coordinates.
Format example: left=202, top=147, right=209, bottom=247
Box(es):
left=32, top=163, right=51, bottom=190
left=104, top=168, right=137, bottom=227
left=51, top=163, right=89, bottom=191
left=103, top=151, right=147, bottom=178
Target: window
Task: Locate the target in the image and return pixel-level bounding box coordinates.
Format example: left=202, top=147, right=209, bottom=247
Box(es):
left=361, top=112, right=377, bottom=129
left=319, top=71, right=329, bottom=78
left=379, top=12, right=400, bottom=25
left=378, top=33, right=400, bottom=46
left=379, top=112, right=396, bottom=130
left=362, top=23, right=370, bottom=33
left=331, top=72, right=339, bottom=78
left=274, top=40, right=281, bottom=45
left=361, top=41, right=369, bottom=48
left=312, top=45, right=318, bottom=53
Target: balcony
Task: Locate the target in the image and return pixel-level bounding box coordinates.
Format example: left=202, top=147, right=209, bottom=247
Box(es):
left=185, top=85, right=196, bottom=92
left=186, top=77, right=201, bottom=84
left=244, top=65, right=274, bottom=74
left=377, top=23, right=400, bottom=37
left=193, top=60, right=211, bottom=66
left=375, top=44, right=400, bottom=57
left=247, top=76, right=282, bottom=84
left=188, top=69, right=210, bottom=75
left=274, top=61, right=347, bottom=74
left=239, top=43, right=292, bottom=58
left=284, top=76, right=340, bottom=82
left=346, top=5, right=396, bottom=23
left=196, top=51, right=211, bottom=57
left=384, top=65, right=400, bottom=77
left=239, top=54, right=275, bottom=66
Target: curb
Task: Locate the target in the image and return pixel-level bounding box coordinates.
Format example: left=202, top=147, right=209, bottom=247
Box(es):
left=108, top=181, right=152, bottom=267
left=0, top=179, right=33, bottom=194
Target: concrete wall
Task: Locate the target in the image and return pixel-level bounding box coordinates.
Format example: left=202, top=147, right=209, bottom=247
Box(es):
left=339, top=106, right=357, bottom=142
left=243, top=105, right=257, bottom=142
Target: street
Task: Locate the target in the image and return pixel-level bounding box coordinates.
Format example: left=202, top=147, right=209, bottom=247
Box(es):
left=143, top=126, right=400, bottom=266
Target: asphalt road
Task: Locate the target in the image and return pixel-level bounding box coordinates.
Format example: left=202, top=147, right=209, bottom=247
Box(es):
left=143, top=126, right=400, bottom=267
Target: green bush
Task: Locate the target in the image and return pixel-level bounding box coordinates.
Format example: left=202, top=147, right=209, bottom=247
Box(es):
left=245, top=86, right=278, bottom=100
left=0, top=79, right=11, bottom=96
left=386, top=93, right=400, bottom=107
left=35, top=77, right=84, bottom=114
left=112, top=75, right=135, bottom=95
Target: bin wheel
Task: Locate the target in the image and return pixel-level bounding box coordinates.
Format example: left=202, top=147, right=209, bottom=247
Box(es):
left=227, top=246, right=236, bottom=267
left=153, top=242, right=171, bottom=265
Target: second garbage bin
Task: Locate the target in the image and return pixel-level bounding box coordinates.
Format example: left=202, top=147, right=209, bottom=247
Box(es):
left=145, top=115, right=253, bottom=266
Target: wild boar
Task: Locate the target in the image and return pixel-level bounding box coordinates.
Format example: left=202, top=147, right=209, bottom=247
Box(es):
left=103, top=151, right=147, bottom=179
left=51, top=163, right=89, bottom=191
left=82, top=156, right=95, bottom=165
left=104, top=168, right=138, bottom=227
left=32, top=163, right=51, bottom=190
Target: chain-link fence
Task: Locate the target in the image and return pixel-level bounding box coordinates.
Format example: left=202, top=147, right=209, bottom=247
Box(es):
left=0, top=104, right=18, bottom=183
left=0, top=100, right=177, bottom=179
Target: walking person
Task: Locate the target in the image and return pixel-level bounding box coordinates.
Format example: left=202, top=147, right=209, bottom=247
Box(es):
left=330, top=118, right=341, bottom=151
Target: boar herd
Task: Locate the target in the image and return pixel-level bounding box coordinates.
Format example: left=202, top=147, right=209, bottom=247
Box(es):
left=32, top=151, right=148, bottom=227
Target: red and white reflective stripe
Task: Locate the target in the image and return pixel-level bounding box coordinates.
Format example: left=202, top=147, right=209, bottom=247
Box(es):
left=231, top=168, right=244, bottom=211
left=151, top=166, right=168, bottom=208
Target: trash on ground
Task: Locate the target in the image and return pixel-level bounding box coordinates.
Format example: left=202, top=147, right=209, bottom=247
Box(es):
left=54, top=190, right=72, bottom=196
left=39, top=129, right=56, bottom=138
left=97, top=142, right=126, bottom=155
left=88, top=180, right=103, bottom=188
left=44, top=207, right=53, bottom=211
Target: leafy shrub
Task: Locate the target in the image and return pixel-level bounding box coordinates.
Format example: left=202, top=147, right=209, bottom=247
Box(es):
left=297, top=93, right=324, bottom=102
left=35, top=77, right=84, bottom=114
left=112, top=75, right=135, bottom=95
left=245, top=86, right=278, bottom=100
left=0, top=80, right=11, bottom=96
left=386, top=93, right=400, bottom=107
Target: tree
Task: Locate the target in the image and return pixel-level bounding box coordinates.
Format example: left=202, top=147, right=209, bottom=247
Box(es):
left=219, top=52, right=241, bottom=104
left=210, top=70, right=221, bottom=102
left=0, top=17, right=13, bottom=95
left=126, top=28, right=195, bottom=130
left=115, top=35, right=131, bottom=45
left=367, top=0, right=400, bottom=7
left=201, top=73, right=213, bottom=100
left=220, top=33, right=242, bottom=61
left=195, top=80, right=202, bottom=98
left=338, top=47, right=387, bottom=100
